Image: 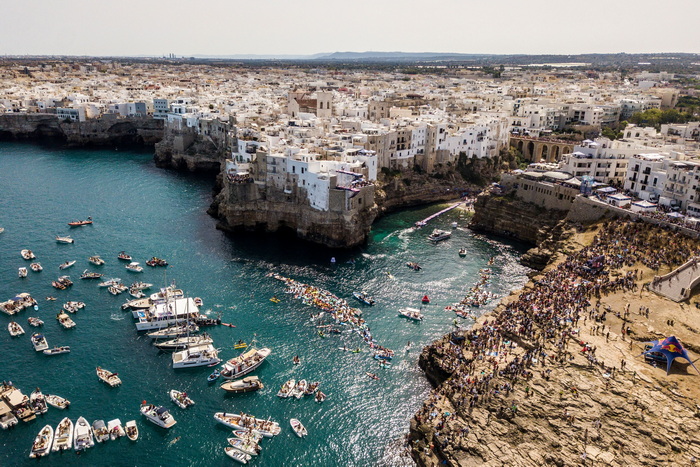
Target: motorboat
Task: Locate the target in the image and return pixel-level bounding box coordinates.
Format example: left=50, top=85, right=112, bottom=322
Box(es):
left=140, top=403, right=177, bottom=429
left=172, top=344, right=220, bottom=369
left=131, top=281, right=153, bottom=290
left=21, top=249, right=36, bottom=260
left=146, top=322, right=199, bottom=339
left=121, top=297, right=151, bottom=310
left=315, top=391, right=327, bottom=403
left=117, top=251, right=132, bottom=261
left=125, top=420, right=138, bottom=441
left=31, top=333, right=49, bottom=351
left=305, top=381, right=320, bottom=395
left=68, top=217, right=92, bottom=227
left=221, top=376, right=264, bottom=394
left=213, top=412, right=281, bottom=437
left=80, top=269, right=104, bottom=280
left=374, top=349, right=394, bottom=361
left=220, top=345, right=272, bottom=380
left=149, top=286, right=184, bottom=303
left=30, top=262, right=43, bottom=272
left=73, top=416, right=95, bottom=451
left=51, top=417, right=74, bottom=452
left=352, top=291, right=375, bottom=306
left=0, top=410, right=18, bottom=430
left=290, top=418, right=308, bottom=438
left=292, top=380, right=308, bottom=399
left=98, top=277, right=122, bottom=287
left=398, top=307, right=424, bottom=321
left=226, top=437, right=261, bottom=456
left=108, top=284, right=128, bottom=295
left=146, top=257, right=168, bottom=267
left=27, top=316, right=44, bottom=328
left=18, top=267, right=28, bottom=278
left=1, top=293, right=37, bottom=316
left=44, top=346, right=71, bottom=356
left=458, top=248, right=467, bottom=257
left=56, top=235, right=74, bottom=244
left=135, top=296, right=200, bottom=332
left=56, top=312, right=76, bottom=329
left=207, top=369, right=221, bottom=383
left=231, top=430, right=263, bottom=444
left=59, top=260, right=76, bottom=270
left=52, top=276, right=73, bottom=289
left=96, top=366, right=122, bottom=387
left=91, top=420, right=109, bottom=443
left=30, top=388, right=48, bottom=414
left=427, top=229, right=451, bottom=242
left=8, top=321, right=25, bottom=337
left=224, top=446, right=252, bottom=464
left=63, top=301, right=85, bottom=313
left=129, top=287, right=145, bottom=298
left=45, top=394, right=70, bottom=410
left=125, top=262, right=143, bottom=273
left=107, top=419, right=125, bottom=440
left=154, top=333, right=213, bottom=350
left=88, top=255, right=105, bottom=265
left=29, top=424, right=53, bottom=458
left=277, top=379, right=295, bottom=398
left=169, top=390, right=195, bottom=409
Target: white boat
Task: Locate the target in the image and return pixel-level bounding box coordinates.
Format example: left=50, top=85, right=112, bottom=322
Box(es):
left=277, top=379, right=296, bottom=398
left=154, top=333, right=213, bottom=350
left=59, top=260, right=76, bottom=270
left=56, top=235, right=74, bottom=244
left=107, top=419, right=125, bottom=440
left=28, top=317, right=44, bottom=327
left=44, top=346, right=71, bottom=356
left=117, top=251, right=132, bottom=261
left=427, top=229, right=451, bottom=242
left=63, top=301, right=86, bottom=313
left=213, top=412, right=281, bottom=437
left=91, top=420, right=109, bottom=443
left=136, top=297, right=200, bottom=332
left=31, top=333, right=49, bottom=351
left=290, top=418, right=308, bottom=437
left=140, top=403, right=176, bottom=429
left=221, top=376, right=264, bottom=394
left=224, top=446, right=252, bottom=464
left=8, top=321, right=25, bottom=336
left=45, top=394, right=70, bottom=410
left=226, top=437, right=261, bottom=456
left=169, top=390, right=195, bottom=409
left=98, top=277, right=122, bottom=287
left=21, top=249, right=36, bottom=260
left=352, top=291, right=375, bottom=306
left=88, top=255, right=105, bottom=266
left=0, top=410, right=18, bottom=430
left=315, top=391, right=327, bottom=403
left=129, top=287, right=145, bottom=298
left=125, top=420, right=138, bottom=441
left=30, top=262, right=43, bottom=272
left=18, top=267, right=28, bottom=278
left=30, top=388, right=48, bottom=414
left=131, top=281, right=153, bottom=290
left=172, top=344, right=220, bottom=369
left=80, top=269, right=104, bottom=280
left=231, top=430, right=263, bottom=444
left=52, top=417, right=74, bottom=452
left=73, top=416, right=95, bottom=451
left=121, top=297, right=152, bottom=310
left=56, top=311, right=76, bottom=329
left=220, top=346, right=272, bottom=380
left=29, top=424, right=53, bottom=458
left=96, top=366, right=122, bottom=387
left=108, top=283, right=128, bottom=295
left=398, top=307, right=424, bottom=321
left=146, top=322, right=199, bottom=338
left=149, top=286, right=184, bottom=303
left=292, top=380, right=308, bottom=399
left=125, top=262, right=143, bottom=273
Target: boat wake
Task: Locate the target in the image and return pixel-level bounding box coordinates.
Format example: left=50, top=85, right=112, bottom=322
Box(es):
left=361, top=253, right=386, bottom=260
left=110, top=313, right=124, bottom=321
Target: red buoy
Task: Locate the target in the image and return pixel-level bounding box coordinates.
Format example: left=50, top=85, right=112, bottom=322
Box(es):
left=422, top=295, right=430, bottom=304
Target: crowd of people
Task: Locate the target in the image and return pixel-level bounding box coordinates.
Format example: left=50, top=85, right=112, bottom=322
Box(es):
left=413, top=218, right=700, bottom=458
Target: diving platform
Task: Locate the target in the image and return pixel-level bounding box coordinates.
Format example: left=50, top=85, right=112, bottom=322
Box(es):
left=415, top=202, right=461, bottom=228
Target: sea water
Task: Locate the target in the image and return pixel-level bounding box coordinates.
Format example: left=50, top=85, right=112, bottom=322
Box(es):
left=0, top=142, right=530, bottom=466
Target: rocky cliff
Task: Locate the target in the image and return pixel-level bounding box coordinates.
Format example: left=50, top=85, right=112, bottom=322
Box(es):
left=153, top=126, right=225, bottom=173
left=0, top=113, right=163, bottom=147
left=375, top=170, right=474, bottom=215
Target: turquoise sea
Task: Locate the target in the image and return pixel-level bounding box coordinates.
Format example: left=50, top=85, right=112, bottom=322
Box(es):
left=0, top=142, right=530, bottom=466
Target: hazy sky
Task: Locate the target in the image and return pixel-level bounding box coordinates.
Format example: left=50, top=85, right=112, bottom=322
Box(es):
left=2, top=0, right=698, bottom=56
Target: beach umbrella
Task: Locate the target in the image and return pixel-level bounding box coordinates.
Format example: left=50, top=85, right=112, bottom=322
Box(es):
left=642, top=336, right=699, bottom=375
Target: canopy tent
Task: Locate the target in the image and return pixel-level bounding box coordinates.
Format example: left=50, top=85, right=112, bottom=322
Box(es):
left=667, top=212, right=685, bottom=219
left=643, top=336, right=699, bottom=375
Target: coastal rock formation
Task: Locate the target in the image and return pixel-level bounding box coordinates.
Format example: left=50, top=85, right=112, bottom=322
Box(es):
left=0, top=114, right=163, bottom=147
left=469, top=192, right=568, bottom=246
left=409, top=220, right=700, bottom=466
left=375, top=171, right=472, bottom=215
left=153, top=120, right=229, bottom=173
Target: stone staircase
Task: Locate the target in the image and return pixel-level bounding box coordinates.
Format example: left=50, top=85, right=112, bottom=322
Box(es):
left=649, top=256, right=700, bottom=302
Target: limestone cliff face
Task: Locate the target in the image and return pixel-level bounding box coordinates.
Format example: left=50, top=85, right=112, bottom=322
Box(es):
left=469, top=192, right=568, bottom=246
left=375, top=171, right=472, bottom=215
left=153, top=126, right=226, bottom=173
left=0, top=114, right=163, bottom=147
left=211, top=177, right=378, bottom=248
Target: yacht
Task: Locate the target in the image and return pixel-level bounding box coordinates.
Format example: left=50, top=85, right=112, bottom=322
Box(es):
left=135, top=297, right=200, bottom=332
left=427, top=229, right=451, bottom=242
left=125, top=262, right=143, bottom=273
left=220, top=345, right=272, bottom=380
left=146, top=322, right=199, bottom=339
left=172, top=344, right=221, bottom=369
left=220, top=376, right=264, bottom=394
left=153, top=333, right=213, bottom=350
left=140, top=403, right=176, bottom=429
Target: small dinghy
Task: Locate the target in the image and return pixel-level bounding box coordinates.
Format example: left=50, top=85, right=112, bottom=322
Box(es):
left=44, top=346, right=70, bottom=356
left=226, top=437, right=261, bottom=456
left=125, top=420, right=139, bottom=441
left=28, top=317, right=44, bottom=327
left=30, top=262, right=43, bottom=272
left=207, top=369, right=221, bottom=383
left=96, top=366, right=122, bottom=387
left=224, top=446, right=252, bottom=464
left=290, top=418, right=308, bottom=438
left=8, top=321, right=25, bottom=337
left=169, top=390, right=195, bottom=409
left=91, top=420, right=109, bottom=443
left=29, top=424, right=53, bottom=458
left=18, top=267, right=28, bottom=278
left=21, top=249, right=36, bottom=260
left=45, top=394, right=70, bottom=410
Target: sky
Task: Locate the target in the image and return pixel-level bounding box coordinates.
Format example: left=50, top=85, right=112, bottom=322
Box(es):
left=1, top=0, right=699, bottom=57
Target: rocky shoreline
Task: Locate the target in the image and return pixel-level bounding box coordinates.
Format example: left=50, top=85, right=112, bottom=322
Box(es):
left=408, top=220, right=700, bottom=466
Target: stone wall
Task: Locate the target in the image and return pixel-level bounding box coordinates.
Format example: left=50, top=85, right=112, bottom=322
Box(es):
left=0, top=113, right=163, bottom=147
